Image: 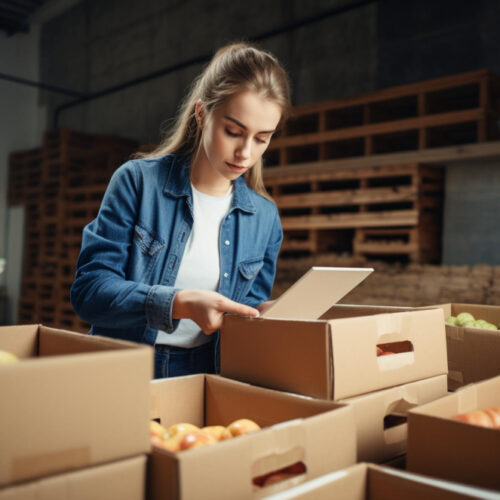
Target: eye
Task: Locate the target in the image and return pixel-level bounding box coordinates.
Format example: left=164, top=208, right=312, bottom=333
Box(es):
left=225, top=128, right=241, bottom=137
left=255, top=137, right=267, bottom=144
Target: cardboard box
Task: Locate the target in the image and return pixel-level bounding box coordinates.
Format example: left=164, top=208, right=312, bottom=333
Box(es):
left=340, top=375, right=448, bottom=463
left=148, top=374, right=356, bottom=500
left=0, top=325, right=153, bottom=487
left=407, top=375, right=500, bottom=491
left=0, top=455, right=147, bottom=500
left=221, top=305, right=448, bottom=400
left=426, top=303, right=500, bottom=390
left=263, top=463, right=500, bottom=500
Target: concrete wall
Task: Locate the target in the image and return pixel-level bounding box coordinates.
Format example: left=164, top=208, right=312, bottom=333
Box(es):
left=443, top=161, right=500, bottom=265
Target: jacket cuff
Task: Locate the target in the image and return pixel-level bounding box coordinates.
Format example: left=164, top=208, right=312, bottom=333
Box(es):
left=146, top=285, right=180, bottom=333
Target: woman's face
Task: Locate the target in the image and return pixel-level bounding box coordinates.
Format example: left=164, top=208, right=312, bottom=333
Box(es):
left=197, top=90, right=282, bottom=183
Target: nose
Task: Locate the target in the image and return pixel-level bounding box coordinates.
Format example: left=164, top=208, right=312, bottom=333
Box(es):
left=235, top=137, right=251, bottom=161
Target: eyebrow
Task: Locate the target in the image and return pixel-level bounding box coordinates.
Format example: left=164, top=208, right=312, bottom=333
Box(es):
left=224, top=116, right=276, bottom=134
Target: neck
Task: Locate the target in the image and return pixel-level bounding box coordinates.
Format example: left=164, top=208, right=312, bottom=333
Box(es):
left=190, top=150, right=232, bottom=197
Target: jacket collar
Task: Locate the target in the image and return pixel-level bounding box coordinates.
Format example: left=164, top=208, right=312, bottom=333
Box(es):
left=163, top=154, right=257, bottom=214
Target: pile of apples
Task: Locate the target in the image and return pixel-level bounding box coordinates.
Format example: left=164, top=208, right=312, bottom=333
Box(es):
left=150, top=418, right=261, bottom=452
left=446, top=312, right=498, bottom=330
left=453, top=406, right=500, bottom=428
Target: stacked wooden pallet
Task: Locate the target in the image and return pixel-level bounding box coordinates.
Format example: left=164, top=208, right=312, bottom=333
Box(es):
left=9, top=128, right=138, bottom=331
left=264, top=69, right=500, bottom=261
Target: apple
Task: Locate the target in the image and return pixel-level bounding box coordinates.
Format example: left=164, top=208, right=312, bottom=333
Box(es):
left=167, top=422, right=199, bottom=438
left=0, top=350, right=18, bottom=364
left=453, top=410, right=494, bottom=428
left=262, top=472, right=297, bottom=487
left=178, top=430, right=217, bottom=451
left=456, top=312, right=475, bottom=326
left=150, top=420, right=168, bottom=440
left=201, top=425, right=227, bottom=441
left=484, top=407, right=500, bottom=427
left=223, top=418, right=261, bottom=438
left=445, top=316, right=458, bottom=326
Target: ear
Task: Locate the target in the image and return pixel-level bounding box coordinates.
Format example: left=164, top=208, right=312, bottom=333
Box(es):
left=195, top=100, right=204, bottom=127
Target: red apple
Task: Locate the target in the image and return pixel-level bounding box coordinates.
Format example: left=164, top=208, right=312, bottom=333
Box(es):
left=178, top=430, right=217, bottom=451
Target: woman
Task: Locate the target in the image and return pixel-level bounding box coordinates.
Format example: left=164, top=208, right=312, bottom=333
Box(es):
left=71, top=42, right=291, bottom=378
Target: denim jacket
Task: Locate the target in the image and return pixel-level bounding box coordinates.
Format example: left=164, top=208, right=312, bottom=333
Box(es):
left=70, top=154, right=283, bottom=369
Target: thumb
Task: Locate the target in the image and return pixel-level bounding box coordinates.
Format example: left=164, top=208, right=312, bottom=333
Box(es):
left=219, top=297, right=260, bottom=318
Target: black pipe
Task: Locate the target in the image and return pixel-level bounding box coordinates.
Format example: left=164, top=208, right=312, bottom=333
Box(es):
left=0, top=71, right=86, bottom=98
left=50, top=0, right=378, bottom=128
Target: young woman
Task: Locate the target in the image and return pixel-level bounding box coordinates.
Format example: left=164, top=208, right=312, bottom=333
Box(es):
left=71, top=42, right=291, bottom=378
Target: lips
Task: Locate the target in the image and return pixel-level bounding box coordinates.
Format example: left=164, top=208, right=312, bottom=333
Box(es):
left=225, top=161, right=247, bottom=173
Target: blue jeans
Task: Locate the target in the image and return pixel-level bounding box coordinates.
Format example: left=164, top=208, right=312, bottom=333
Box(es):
left=154, top=341, right=216, bottom=379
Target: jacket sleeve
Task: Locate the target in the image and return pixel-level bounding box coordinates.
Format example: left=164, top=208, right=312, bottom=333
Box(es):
left=242, top=208, right=283, bottom=308
left=70, top=161, right=180, bottom=333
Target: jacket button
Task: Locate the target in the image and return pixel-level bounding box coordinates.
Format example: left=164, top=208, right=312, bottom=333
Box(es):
left=223, top=272, right=229, bottom=278
left=224, top=240, right=230, bottom=246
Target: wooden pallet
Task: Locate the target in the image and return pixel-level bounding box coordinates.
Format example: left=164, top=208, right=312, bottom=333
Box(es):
left=11, top=127, right=139, bottom=327
left=265, top=69, right=500, bottom=166
left=267, top=163, right=444, bottom=258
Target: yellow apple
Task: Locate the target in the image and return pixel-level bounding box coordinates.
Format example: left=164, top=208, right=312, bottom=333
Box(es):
left=201, top=425, right=227, bottom=441
left=224, top=418, right=260, bottom=438
left=167, top=422, right=199, bottom=438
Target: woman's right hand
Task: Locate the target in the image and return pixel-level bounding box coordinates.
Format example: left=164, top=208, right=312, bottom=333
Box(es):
left=172, top=290, right=259, bottom=334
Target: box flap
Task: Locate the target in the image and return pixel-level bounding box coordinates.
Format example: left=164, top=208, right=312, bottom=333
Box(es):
left=221, top=315, right=332, bottom=399
left=262, top=267, right=373, bottom=320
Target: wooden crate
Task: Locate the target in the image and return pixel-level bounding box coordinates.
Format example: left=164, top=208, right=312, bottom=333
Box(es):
left=265, top=69, right=500, bottom=166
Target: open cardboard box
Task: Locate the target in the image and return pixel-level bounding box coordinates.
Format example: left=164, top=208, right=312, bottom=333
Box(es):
left=423, top=303, right=500, bottom=390
left=148, top=374, right=356, bottom=500
left=0, top=324, right=153, bottom=487
left=340, top=374, right=448, bottom=463
left=407, top=375, right=500, bottom=491
left=221, top=296, right=448, bottom=399
left=262, top=462, right=500, bottom=500
left=0, top=455, right=147, bottom=500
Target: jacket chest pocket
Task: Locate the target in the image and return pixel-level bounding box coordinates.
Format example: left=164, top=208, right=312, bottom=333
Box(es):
left=131, top=224, right=165, bottom=282
left=235, top=258, right=264, bottom=301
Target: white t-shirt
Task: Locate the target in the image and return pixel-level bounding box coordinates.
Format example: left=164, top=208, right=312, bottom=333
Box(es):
left=155, top=183, right=234, bottom=347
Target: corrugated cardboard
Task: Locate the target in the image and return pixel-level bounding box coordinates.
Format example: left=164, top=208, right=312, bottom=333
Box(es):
left=425, top=303, right=500, bottom=390
left=407, top=375, right=500, bottom=491
left=340, top=375, right=448, bottom=463
left=221, top=305, right=447, bottom=400
left=0, top=325, right=153, bottom=487
left=148, top=374, right=357, bottom=500
left=263, top=463, right=500, bottom=500
left=0, top=455, right=147, bottom=500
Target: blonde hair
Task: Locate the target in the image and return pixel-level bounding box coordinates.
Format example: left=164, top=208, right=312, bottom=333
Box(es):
left=136, top=42, right=291, bottom=201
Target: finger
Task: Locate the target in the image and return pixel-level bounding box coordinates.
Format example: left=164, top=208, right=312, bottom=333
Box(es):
left=219, top=297, right=260, bottom=318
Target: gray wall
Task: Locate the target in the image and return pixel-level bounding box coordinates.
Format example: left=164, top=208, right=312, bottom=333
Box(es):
left=443, top=161, right=500, bottom=265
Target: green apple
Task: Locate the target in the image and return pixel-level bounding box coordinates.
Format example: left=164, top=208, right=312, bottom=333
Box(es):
left=456, top=312, right=475, bottom=326
left=445, top=316, right=458, bottom=325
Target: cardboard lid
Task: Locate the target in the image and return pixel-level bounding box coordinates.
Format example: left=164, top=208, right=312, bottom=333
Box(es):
left=262, top=267, right=374, bottom=320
